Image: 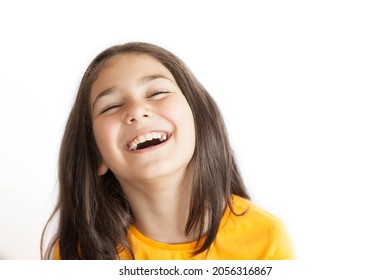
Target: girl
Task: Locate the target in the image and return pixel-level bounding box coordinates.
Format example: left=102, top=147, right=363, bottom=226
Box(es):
left=41, top=42, right=295, bottom=260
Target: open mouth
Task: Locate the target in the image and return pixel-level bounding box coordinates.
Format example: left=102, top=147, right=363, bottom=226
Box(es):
left=127, top=131, right=169, bottom=151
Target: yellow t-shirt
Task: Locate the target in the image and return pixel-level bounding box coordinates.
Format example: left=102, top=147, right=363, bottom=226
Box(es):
left=118, top=195, right=295, bottom=260
left=54, top=195, right=294, bottom=259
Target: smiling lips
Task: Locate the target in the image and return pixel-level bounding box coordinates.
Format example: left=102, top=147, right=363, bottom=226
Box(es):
left=127, top=131, right=168, bottom=151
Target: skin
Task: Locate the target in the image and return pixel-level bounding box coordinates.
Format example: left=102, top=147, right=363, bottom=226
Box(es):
left=90, top=53, right=197, bottom=243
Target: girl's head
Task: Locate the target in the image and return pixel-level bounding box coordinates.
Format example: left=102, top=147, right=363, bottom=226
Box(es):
left=44, top=42, right=248, bottom=259
left=91, top=52, right=196, bottom=186
left=68, top=43, right=222, bottom=182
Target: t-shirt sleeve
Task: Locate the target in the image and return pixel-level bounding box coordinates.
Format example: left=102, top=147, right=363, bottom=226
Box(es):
left=268, top=220, right=295, bottom=260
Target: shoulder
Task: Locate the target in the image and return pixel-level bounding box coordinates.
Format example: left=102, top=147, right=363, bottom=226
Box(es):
left=223, top=195, right=287, bottom=237
left=214, top=195, right=295, bottom=259
left=228, top=195, right=284, bottom=229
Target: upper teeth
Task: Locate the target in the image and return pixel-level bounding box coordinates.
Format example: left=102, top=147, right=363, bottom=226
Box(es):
left=128, top=132, right=168, bottom=150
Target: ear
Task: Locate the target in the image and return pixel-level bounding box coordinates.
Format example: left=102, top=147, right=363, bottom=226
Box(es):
left=98, top=161, right=109, bottom=176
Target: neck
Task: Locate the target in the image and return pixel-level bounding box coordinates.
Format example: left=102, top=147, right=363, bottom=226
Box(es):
left=119, top=168, right=196, bottom=244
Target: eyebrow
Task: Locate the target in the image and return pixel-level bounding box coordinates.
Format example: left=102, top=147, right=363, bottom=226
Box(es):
left=92, top=87, right=117, bottom=109
left=92, top=74, right=175, bottom=109
left=140, top=74, right=175, bottom=85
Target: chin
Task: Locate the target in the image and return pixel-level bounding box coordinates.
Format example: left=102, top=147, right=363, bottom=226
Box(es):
left=133, top=162, right=191, bottom=183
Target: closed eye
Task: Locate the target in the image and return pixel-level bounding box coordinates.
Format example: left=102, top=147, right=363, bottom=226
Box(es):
left=148, top=90, right=169, bottom=98
left=100, top=104, right=122, bottom=114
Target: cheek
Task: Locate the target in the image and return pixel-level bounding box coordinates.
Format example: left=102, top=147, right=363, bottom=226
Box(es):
left=93, top=119, right=122, bottom=154
left=164, top=96, right=196, bottom=153
left=162, top=96, right=195, bottom=133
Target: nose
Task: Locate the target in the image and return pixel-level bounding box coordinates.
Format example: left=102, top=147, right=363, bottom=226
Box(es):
left=125, top=101, right=152, bottom=124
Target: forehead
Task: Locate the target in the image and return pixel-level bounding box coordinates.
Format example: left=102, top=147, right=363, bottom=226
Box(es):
left=91, top=53, right=174, bottom=96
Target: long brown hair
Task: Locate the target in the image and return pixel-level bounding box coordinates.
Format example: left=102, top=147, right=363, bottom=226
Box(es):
left=41, top=42, right=249, bottom=259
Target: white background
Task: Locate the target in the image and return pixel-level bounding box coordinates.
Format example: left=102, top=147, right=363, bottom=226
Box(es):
left=0, top=0, right=389, bottom=270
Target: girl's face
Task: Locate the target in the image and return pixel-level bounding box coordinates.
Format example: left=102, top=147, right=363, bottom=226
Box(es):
left=90, top=53, right=196, bottom=184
